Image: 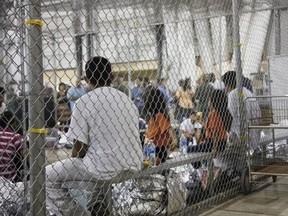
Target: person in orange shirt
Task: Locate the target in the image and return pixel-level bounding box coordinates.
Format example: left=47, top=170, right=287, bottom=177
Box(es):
left=144, top=86, right=174, bottom=165
left=188, top=89, right=233, bottom=157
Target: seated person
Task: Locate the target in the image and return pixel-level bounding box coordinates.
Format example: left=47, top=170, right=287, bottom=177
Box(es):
left=0, top=111, right=25, bottom=182
left=144, top=87, right=174, bottom=165
left=180, top=111, right=203, bottom=145
left=188, top=90, right=232, bottom=156
left=46, top=56, right=143, bottom=216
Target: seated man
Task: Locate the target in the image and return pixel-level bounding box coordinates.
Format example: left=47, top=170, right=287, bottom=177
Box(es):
left=46, top=56, right=143, bottom=215
left=180, top=111, right=203, bottom=145
left=0, top=111, right=24, bottom=182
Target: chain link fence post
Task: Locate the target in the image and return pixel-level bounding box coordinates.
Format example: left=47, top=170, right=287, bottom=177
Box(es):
left=232, top=0, right=246, bottom=166
left=26, top=0, right=46, bottom=215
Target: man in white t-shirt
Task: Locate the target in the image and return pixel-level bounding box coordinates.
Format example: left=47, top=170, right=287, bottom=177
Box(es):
left=222, top=71, right=261, bottom=152
left=180, top=111, right=203, bottom=144
left=46, top=56, right=143, bottom=215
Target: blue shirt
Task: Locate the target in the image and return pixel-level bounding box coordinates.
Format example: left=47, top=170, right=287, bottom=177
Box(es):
left=131, top=86, right=144, bottom=109
left=67, top=86, right=87, bottom=111
left=158, top=86, right=170, bottom=110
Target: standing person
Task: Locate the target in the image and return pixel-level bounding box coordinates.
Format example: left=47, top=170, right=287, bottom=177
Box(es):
left=208, top=73, right=225, bottom=90
left=46, top=56, right=143, bottom=215
left=222, top=71, right=261, bottom=152
left=6, top=84, right=22, bottom=123
left=56, top=83, right=71, bottom=130
left=144, top=87, right=175, bottom=165
left=131, top=77, right=145, bottom=117
left=57, top=82, right=68, bottom=102
left=158, top=78, right=170, bottom=110
left=151, top=78, right=170, bottom=111
left=113, top=75, right=129, bottom=96
left=44, top=87, right=56, bottom=128
left=66, top=78, right=87, bottom=111
left=0, top=87, right=6, bottom=114
left=175, top=78, right=194, bottom=123
left=0, top=111, right=24, bottom=182
left=193, top=74, right=214, bottom=121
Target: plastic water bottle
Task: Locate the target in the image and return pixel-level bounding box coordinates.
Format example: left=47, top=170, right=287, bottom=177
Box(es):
left=143, top=140, right=156, bottom=166
left=179, top=134, right=188, bottom=155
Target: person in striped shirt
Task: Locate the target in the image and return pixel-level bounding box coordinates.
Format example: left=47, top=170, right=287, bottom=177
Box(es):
left=0, top=111, right=24, bottom=181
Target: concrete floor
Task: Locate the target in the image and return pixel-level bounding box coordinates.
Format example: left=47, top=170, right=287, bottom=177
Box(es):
left=45, top=147, right=288, bottom=216
left=200, top=177, right=288, bottom=216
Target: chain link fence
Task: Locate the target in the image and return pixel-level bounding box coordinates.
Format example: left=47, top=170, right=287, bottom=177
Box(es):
left=1, top=0, right=288, bottom=215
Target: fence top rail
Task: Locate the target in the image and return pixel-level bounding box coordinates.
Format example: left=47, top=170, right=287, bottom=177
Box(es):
left=245, top=95, right=288, bottom=100
left=249, top=125, right=288, bottom=129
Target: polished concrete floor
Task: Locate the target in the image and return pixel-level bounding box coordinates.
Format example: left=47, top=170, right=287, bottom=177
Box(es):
left=200, top=177, right=288, bottom=216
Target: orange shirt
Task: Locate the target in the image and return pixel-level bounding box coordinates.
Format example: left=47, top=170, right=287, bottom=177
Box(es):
left=145, top=113, right=171, bottom=147
left=205, top=110, right=227, bottom=140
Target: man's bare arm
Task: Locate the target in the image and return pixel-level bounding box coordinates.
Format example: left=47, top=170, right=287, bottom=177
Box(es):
left=71, top=140, right=88, bottom=158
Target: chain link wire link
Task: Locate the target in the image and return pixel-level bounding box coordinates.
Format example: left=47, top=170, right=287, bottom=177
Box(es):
left=1, top=0, right=288, bottom=215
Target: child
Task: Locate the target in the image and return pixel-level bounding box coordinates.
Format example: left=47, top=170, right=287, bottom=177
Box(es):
left=0, top=111, right=25, bottom=182
left=188, top=90, right=233, bottom=156
left=144, top=87, right=174, bottom=165
left=180, top=111, right=202, bottom=145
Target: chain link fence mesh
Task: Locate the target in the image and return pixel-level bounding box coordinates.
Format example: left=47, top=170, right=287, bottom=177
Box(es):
left=1, top=0, right=288, bottom=215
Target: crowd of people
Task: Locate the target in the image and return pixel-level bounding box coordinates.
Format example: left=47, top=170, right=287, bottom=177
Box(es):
left=0, top=55, right=261, bottom=215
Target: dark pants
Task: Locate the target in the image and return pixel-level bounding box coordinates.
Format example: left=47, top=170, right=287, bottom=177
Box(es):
left=187, top=139, right=226, bottom=153
left=156, top=146, right=168, bottom=163
left=187, top=139, right=226, bottom=169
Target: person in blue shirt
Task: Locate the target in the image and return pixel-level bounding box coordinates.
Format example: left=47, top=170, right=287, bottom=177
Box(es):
left=157, top=78, right=170, bottom=111
left=131, top=77, right=145, bottom=117
left=66, top=78, right=87, bottom=111
left=151, top=78, right=170, bottom=112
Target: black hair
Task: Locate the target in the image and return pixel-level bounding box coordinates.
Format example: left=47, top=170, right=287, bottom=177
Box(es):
left=208, top=73, right=216, bottom=82
left=0, top=86, right=5, bottom=95
left=58, top=82, right=66, bottom=87
left=209, top=90, right=233, bottom=132
left=143, top=86, right=168, bottom=121
left=0, top=111, right=16, bottom=129
left=182, top=78, right=191, bottom=91
left=142, top=77, right=149, bottom=88
left=222, top=71, right=237, bottom=89
left=242, top=76, right=253, bottom=92
left=222, top=71, right=253, bottom=92
left=85, top=56, right=112, bottom=87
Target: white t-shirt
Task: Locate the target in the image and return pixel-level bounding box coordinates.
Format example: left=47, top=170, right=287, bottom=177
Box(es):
left=228, top=87, right=261, bottom=150
left=67, top=87, right=143, bottom=180
left=180, top=119, right=202, bottom=134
